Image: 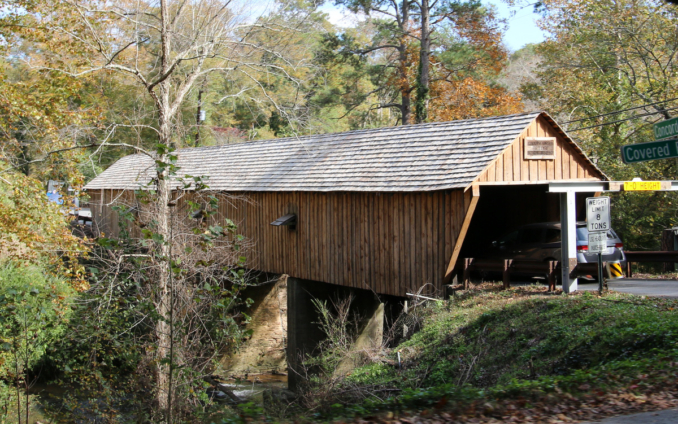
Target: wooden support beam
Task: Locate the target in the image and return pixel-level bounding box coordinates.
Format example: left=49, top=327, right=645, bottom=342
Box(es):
left=444, top=185, right=480, bottom=284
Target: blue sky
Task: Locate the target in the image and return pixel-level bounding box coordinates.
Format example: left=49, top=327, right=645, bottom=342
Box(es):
left=489, top=0, right=546, bottom=51
left=318, top=0, right=546, bottom=52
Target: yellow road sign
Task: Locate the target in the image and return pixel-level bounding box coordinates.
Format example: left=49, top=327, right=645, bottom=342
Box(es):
left=607, top=262, right=624, bottom=279
left=624, top=181, right=662, bottom=191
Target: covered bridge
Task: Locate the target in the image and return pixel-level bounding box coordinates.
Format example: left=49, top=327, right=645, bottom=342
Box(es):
left=84, top=112, right=606, bottom=298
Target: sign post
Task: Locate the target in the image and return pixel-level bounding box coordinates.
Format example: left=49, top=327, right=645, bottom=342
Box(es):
left=588, top=232, right=606, bottom=294
left=587, top=197, right=611, bottom=294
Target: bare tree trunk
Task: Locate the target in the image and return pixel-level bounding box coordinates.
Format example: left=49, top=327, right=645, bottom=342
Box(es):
left=195, top=88, right=204, bottom=146
left=154, top=148, right=172, bottom=414
left=401, top=88, right=412, bottom=125
left=155, top=2, right=173, bottom=408
left=415, top=0, right=431, bottom=124
left=398, top=0, right=412, bottom=125
left=32, top=0, right=315, bottom=416
left=397, top=45, right=412, bottom=125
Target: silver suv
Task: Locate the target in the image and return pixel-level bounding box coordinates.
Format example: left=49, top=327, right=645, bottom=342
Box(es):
left=491, top=221, right=626, bottom=267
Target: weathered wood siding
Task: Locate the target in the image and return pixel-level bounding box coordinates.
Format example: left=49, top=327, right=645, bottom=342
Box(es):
left=88, top=189, right=472, bottom=297
left=88, top=189, right=136, bottom=238
left=475, top=115, right=599, bottom=184
left=86, top=115, right=605, bottom=298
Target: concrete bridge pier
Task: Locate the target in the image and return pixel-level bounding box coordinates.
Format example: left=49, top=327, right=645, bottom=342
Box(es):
left=286, top=277, right=386, bottom=391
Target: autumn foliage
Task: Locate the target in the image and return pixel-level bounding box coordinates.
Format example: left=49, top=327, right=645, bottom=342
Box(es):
left=427, top=1, right=523, bottom=121
left=429, top=77, right=523, bottom=121
left=0, top=170, right=88, bottom=290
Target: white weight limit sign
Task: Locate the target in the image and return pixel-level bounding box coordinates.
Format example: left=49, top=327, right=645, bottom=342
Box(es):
left=586, top=197, right=610, bottom=232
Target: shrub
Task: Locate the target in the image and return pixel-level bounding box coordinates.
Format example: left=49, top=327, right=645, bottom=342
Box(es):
left=0, top=261, right=73, bottom=421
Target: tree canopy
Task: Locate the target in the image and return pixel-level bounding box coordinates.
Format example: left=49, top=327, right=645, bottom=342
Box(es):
left=525, top=0, right=678, bottom=249
left=6, top=0, right=678, bottom=422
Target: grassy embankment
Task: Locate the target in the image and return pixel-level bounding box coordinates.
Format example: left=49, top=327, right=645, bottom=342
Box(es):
left=222, top=284, right=678, bottom=423
left=323, top=284, right=678, bottom=421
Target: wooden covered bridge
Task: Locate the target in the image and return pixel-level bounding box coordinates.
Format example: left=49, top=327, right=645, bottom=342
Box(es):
left=85, top=111, right=605, bottom=297
left=85, top=112, right=606, bottom=387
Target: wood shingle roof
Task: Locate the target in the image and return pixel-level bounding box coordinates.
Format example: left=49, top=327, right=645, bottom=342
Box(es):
left=84, top=112, right=598, bottom=192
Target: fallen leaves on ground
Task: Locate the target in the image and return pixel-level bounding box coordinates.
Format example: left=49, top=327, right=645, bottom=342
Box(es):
left=631, top=272, right=678, bottom=280
left=340, top=380, right=678, bottom=423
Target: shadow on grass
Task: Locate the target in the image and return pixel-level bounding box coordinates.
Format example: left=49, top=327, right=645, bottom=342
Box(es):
left=382, top=285, right=678, bottom=390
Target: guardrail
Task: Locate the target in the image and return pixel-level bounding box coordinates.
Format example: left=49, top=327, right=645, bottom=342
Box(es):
left=624, top=251, right=678, bottom=278
left=463, top=258, right=558, bottom=291
left=463, top=258, right=608, bottom=290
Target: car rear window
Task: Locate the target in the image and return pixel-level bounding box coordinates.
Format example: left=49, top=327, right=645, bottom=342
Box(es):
left=520, top=228, right=543, bottom=243
left=545, top=229, right=561, bottom=243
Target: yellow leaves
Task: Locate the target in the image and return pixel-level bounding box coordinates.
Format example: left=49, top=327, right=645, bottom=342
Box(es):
left=429, top=77, right=523, bottom=122
left=0, top=169, right=89, bottom=291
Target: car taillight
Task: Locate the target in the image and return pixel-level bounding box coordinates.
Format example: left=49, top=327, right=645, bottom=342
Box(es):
left=614, top=242, right=623, bottom=248
left=577, top=245, right=588, bottom=252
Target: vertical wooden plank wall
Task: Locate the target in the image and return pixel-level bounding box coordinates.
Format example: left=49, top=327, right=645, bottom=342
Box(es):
left=87, top=189, right=126, bottom=238
left=89, top=189, right=468, bottom=297
left=209, top=190, right=468, bottom=297
left=475, top=115, right=599, bottom=183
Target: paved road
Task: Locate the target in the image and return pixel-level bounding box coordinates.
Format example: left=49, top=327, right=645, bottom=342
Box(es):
left=578, top=279, right=678, bottom=298
left=581, top=408, right=678, bottom=423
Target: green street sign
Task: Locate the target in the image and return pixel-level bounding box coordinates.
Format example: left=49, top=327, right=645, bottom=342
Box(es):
left=654, top=117, right=678, bottom=140
left=621, top=139, right=678, bottom=164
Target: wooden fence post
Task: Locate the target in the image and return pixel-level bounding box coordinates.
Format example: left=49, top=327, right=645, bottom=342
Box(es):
left=548, top=261, right=557, bottom=292
left=661, top=229, right=676, bottom=272
left=626, top=261, right=632, bottom=278
left=463, top=258, right=472, bottom=290
left=503, top=259, right=511, bottom=289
